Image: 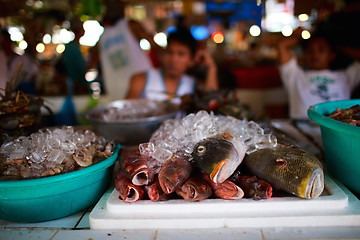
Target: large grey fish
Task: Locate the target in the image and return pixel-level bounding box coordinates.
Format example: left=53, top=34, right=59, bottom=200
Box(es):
left=244, top=144, right=324, bottom=199
left=192, top=133, right=246, bottom=184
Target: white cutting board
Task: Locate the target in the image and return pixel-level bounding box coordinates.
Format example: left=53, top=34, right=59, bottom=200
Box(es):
left=90, top=175, right=360, bottom=229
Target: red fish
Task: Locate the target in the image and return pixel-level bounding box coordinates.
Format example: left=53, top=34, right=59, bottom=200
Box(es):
left=115, top=171, right=145, bottom=203
left=176, top=173, right=212, bottom=202
left=144, top=175, right=171, bottom=202
left=231, top=171, right=272, bottom=200
left=120, top=148, right=160, bottom=186
left=158, top=155, right=194, bottom=194
left=201, top=172, right=244, bottom=200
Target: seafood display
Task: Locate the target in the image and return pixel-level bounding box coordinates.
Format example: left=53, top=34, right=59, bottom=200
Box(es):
left=0, top=126, right=114, bottom=179
left=0, top=73, right=47, bottom=144
left=114, top=110, right=325, bottom=202
left=180, top=89, right=256, bottom=120
left=90, top=99, right=178, bottom=121
left=243, top=144, right=324, bottom=199
left=141, top=110, right=277, bottom=165
left=328, top=104, right=360, bottom=126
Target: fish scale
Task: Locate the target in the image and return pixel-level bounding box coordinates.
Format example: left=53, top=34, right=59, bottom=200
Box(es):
left=244, top=144, right=324, bottom=199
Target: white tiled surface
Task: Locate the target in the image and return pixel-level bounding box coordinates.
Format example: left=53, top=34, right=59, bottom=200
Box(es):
left=0, top=211, right=85, bottom=229
left=1, top=226, right=360, bottom=240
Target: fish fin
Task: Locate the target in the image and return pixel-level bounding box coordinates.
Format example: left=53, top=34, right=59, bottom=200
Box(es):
left=221, top=131, right=234, bottom=139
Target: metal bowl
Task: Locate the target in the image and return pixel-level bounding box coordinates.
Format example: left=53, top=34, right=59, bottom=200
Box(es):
left=85, top=99, right=179, bottom=146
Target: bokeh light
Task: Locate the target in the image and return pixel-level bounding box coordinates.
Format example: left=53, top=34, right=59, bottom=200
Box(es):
left=154, top=32, right=167, bottom=47
left=249, top=25, right=261, bottom=37
left=298, top=14, right=309, bottom=22
left=36, top=43, right=45, bottom=53
left=43, top=34, right=52, bottom=44
left=301, top=30, right=311, bottom=39
left=80, top=20, right=104, bottom=46
left=140, top=39, right=151, bottom=50
left=282, top=25, right=293, bottom=37
left=212, top=31, right=224, bottom=44
left=191, top=25, right=209, bottom=40
left=56, top=44, right=65, bottom=53
left=19, top=40, right=28, bottom=50
left=8, top=27, right=24, bottom=42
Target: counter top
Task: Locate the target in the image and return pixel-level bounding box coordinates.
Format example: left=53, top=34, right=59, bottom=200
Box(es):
left=1, top=119, right=360, bottom=240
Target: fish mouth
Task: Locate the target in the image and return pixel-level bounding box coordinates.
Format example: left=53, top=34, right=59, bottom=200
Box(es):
left=160, top=178, right=174, bottom=194
left=305, top=168, right=324, bottom=199
left=124, top=186, right=140, bottom=203
left=132, top=170, right=149, bottom=186
left=210, top=159, right=228, bottom=183
left=149, top=187, right=160, bottom=201
left=230, top=185, right=244, bottom=200
left=187, top=185, right=198, bottom=200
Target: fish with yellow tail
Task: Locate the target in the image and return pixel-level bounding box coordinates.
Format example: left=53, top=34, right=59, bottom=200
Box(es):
left=244, top=144, right=324, bottom=199
left=192, top=132, right=247, bottom=184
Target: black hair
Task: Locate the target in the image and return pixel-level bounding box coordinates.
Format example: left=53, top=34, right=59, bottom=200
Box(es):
left=302, top=31, right=336, bottom=52
left=167, top=28, right=197, bottom=56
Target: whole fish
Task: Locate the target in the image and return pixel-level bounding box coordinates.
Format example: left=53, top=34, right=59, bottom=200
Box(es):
left=244, top=144, right=324, bottom=199
left=158, top=155, right=194, bottom=194
left=120, top=148, right=160, bottom=186
left=144, top=175, right=171, bottom=202
left=176, top=172, right=212, bottom=201
left=201, top=171, right=244, bottom=200
left=230, top=171, right=272, bottom=200
left=115, top=171, right=145, bottom=203
left=192, top=133, right=246, bottom=184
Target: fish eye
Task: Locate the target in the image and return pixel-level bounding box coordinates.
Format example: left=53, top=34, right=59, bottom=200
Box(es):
left=126, top=166, right=132, bottom=172
left=174, top=174, right=179, bottom=181
left=197, top=145, right=206, bottom=154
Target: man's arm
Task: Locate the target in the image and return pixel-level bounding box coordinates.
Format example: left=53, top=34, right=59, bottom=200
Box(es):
left=125, top=72, right=147, bottom=99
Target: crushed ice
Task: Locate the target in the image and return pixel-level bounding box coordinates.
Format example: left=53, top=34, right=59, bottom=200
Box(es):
left=139, top=110, right=277, bottom=164
left=0, top=126, right=108, bottom=178
left=93, top=100, right=175, bottom=121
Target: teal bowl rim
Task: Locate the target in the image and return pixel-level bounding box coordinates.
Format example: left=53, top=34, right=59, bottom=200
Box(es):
left=0, top=144, right=120, bottom=188
left=307, top=99, right=360, bottom=137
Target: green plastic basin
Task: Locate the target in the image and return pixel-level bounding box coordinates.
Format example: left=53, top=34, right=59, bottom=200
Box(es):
left=0, top=144, right=120, bottom=222
left=308, top=99, right=360, bottom=194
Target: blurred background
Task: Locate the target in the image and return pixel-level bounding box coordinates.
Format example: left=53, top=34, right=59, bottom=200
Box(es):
left=1, top=0, right=359, bottom=119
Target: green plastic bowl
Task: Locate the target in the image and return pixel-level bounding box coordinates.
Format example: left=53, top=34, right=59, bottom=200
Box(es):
left=0, top=144, right=120, bottom=223
left=308, top=99, right=360, bottom=194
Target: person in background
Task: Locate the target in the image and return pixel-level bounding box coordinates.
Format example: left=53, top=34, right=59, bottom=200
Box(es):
left=0, top=30, right=7, bottom=91
left=55, top=17, right=89, bottom=95
left=89, top=0, right=162, bottom=101
left=278, top=28, right=360, bottom=120
left=0, top=29, right=38, bottom=94
left=125, top=28, right=218, bottom=102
